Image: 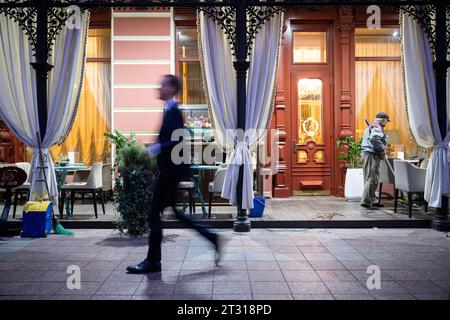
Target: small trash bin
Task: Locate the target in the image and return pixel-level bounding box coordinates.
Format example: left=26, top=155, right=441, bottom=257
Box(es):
left=249, top=196, right=266, bottom=217
left=22, top=201, right=53, bottom=238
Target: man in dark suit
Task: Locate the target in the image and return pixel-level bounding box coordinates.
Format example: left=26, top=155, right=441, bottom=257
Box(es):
left=127, top=75, right=221, bottom=273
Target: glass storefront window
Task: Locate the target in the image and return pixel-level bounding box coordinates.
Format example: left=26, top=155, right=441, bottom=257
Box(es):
left=293, top=32, right=327, bottom=63
left=178, top=29, right=200, bottom=59
left=298, top=78, right=323, bottom=144
left=355, top=27, right=417, bottom=157
left=355, top=28, right=400, bottom=57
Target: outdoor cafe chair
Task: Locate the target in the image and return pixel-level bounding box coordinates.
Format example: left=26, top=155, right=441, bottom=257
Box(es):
left=393, top=160, right=428, bottom=218
left=12, top=162, right=31, bottom=218
left=207, top=165, right=227, bottom=219
left=60, top=162, right=104, bottom=219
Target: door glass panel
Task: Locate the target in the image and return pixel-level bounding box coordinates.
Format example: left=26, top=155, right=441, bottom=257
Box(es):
left=293, top=32, right=327, bottom=63
left=298, top=78, right=323, bottom=144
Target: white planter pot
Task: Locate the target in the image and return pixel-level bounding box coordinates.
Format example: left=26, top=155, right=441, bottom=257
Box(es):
left=344, top=168, right=364, bottom=201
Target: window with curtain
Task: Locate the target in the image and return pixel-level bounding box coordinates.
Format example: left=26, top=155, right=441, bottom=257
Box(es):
left=49, top=28, right=111, bottom=165
left=355, top=28, right=417, bottom=157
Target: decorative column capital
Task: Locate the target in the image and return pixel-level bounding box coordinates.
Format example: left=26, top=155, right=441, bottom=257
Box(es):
left=233, top=60, right=250, bottom=77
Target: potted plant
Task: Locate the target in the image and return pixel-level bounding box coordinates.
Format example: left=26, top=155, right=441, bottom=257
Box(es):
left=337, top=136, right=364, bottom=200
left=105, top=130, right=157, bottom=236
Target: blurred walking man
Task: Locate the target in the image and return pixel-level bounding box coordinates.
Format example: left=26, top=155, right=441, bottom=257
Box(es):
left=360, top=112, right=390, bottom=210
left=127, top=75, right=221, bottom=273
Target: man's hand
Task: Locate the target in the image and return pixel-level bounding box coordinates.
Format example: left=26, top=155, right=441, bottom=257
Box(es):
left=146, top=143, right=161, bottom=158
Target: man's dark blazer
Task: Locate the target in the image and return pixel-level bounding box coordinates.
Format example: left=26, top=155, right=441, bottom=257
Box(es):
left=156, top=100, right=191, bottom=179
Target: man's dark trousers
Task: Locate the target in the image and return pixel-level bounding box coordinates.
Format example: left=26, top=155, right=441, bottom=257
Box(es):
left=147, top=172, right=217, bottom=264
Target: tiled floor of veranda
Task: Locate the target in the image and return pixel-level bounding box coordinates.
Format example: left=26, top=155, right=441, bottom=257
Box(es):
left=5, top=195, right=434, bottom=222
left=0, top=228, right=449, bottom=300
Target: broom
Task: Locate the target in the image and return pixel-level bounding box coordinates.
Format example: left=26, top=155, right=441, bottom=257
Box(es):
left=36, top=132, right=73, bottom=235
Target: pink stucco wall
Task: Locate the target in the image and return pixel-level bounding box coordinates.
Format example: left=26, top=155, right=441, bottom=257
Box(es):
left=114, top=41, right=171, bottom=61
left=112, top=12, right=172, bottom=143
left=114, top=64, right=170, bottom=85
left=113, top=17, right=170, bottom=36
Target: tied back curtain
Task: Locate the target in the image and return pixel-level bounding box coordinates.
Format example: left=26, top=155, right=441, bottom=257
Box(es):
left=401, top=12, right=450, bottom=208
left=0, top=12, right=89, bottom=205
left=199, top=11, right=283, bottom=209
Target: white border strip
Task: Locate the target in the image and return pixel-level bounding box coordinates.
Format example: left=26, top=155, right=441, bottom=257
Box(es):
left=112, top=12, right=171, bottom=18
left=170, top=8, right=175, bottom=74
left=113, top=84, right=160, bottom=89
left=113, top=60, right=171, bottom=65
left=114, top=109, right=164, bottom=112
left=113, top=36, right=171, bottom=41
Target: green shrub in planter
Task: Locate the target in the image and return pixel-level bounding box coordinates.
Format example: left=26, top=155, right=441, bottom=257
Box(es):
left=105, top=131, right=157, bottom=236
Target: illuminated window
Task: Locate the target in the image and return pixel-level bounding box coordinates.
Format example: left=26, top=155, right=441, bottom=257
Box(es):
left=177, top=28, right=206, bottom=105
left=293, top=32, right=327, bottom=63
left=298, top=78, right=323, bottom=144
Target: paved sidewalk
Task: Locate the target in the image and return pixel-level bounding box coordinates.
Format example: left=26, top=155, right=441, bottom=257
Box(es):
left=0, top=228, right=449, bottom=300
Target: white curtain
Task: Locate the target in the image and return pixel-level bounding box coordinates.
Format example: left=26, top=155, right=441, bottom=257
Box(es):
left=199, top=11, right=282, bottom=209
left=401, top=12, right=450, bottom=208
left=0, top=12, right=89, bottom=205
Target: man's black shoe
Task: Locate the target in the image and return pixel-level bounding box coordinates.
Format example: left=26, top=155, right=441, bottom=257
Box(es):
left=371, top=203, right=385, bottom=208
left=127, top=259, right=161, bottom=274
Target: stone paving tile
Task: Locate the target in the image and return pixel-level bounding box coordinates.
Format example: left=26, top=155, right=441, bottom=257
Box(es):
left=182, top=261, right=215, bottom=271
left=287, top=282, right=331, bottom=295
left=368, top=260, right=410, bottom=270
left=79, top=270, right=113, bottom=282
left=274, top=253, right=306, bottom=262
left=282, top=271, right=321, bottom=282
left=249, top=270, right=285, bottom=282
left=106, top=270, right=144, bottom=282
left=131, top=295, right=173, bottom=300
left=91, top=295, right=132, bottom=300
left=317, top=270, right=357, bottom=282
left=174, top=281, right=213, bottom=295
left=179, top=270, right=214, bottom=282
left=245, top=253, right=276, bottom=261
left=298, top=246, right=329, bottom=254
left=84, top=260, right=121, bottom=271
left=384, top=270, right=428, bottom=281
left=58, top=282, right=103, bottom=296
left=278, top=261, right=313, bottom=271
left=253, top=294, right=294, bottom=300
left=0, top=282, right=29, bottom=295
left=251, top=282, right=291, bottom=295
left=96, top=281, right=141, bottom=296
left=213, top=281, right=251, bottom=295
left=214, top=270, right=249, bottom=282
left=0, top=270, right=45, bottom=282
left=308, top=261, right=346, bottom=271
left=135, top=281, right=177, bottom=296
left=141, top=271, right=180, bottom=282
left=333, top=294, right=375, bottom=300
left=216, top=261, right=247, bottom=270
left=293, top=294, right=334, bottom=300
left=373, top=294, right=416, bottom=300
left=398, top=280, right=448, bottom=295
left=17, top=282, right=66, bottom=296
left=0, top=261, right=24, bottom=271
left=172, top=294, right=212, bottom=300
left=323, top=281, right=370, bottom=295
left=414, top=294, right=450, bottom=300
left=303, top=253, right=337, bottom=261
left=213, top=294, right=252, bottom=300
left=246, top=261, right=280, bottom=271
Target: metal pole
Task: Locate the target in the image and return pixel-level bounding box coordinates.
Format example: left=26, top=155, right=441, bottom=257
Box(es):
left=31, top=0, right=53, bottom=142
left=233, top=0, right=251, bottom=232
left=431, top=3, right=450, bottom=231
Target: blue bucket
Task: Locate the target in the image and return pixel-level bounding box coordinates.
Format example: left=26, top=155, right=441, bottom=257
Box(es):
left=249, top=196, right=266, bottom=217
left=22, top=203, right=53, bottom=238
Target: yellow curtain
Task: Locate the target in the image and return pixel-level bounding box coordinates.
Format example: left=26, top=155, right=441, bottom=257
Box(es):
left=50, top=28, right=111, bottom=165
left=355, top=60, right=416, bottom=155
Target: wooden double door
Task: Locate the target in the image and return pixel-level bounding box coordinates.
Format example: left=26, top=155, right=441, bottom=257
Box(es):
left=289, top=24, right=333, bottom=195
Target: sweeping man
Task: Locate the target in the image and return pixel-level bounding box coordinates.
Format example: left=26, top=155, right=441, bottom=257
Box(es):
left=360, top=112, right=390, bottom=210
